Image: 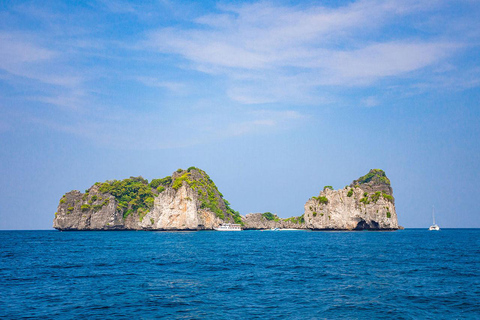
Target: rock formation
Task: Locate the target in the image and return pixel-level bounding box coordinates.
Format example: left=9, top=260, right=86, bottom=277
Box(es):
left=303, top=169, right=398, bottom=230
left=241, top=213, right=308, bottom=230
left=54, top=168, right=399, bottom=231
left=53, top=168, right=241, bottom=231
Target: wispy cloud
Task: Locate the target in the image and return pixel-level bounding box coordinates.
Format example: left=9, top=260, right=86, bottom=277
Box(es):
left=1, top=0, right=478, bottom=149
left=145, top=0, right=471, bottom=104
left=25, top=107, right=306, bottom=150
left=0, top=32, right=82, bottom=87
left=28, top=90, right=88, bottom=111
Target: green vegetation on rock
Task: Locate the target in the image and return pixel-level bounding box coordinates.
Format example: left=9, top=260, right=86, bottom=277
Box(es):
left=356, top=169, right=391, bottom=185
left=360, top=197, right=370, bottom=205
left=138, top=208, right=148, bottom=222
left=347, top=189, right=354, bottom=197
left=149, top=177, right=172, bottom=189
left=382, top=192, right=394, bottom=202
left=284, top=214, right=305, bottom=224
left=313, top=196, right=329, bottom=205
left=324, top=186, right=334, bottom=190
left=98, top=176, right=155, bottom=219
left=262, top=212, right=279, bottom=221
left=172, top=172, right=190, bottom=190
left=371, top=191, right=381, bottom=203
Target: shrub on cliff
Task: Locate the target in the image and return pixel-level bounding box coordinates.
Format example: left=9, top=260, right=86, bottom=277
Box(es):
left=149, top=176, right=172, bottom=189
left=284, top=214, right=305, bottom=224
left=371, top=191, right=381, bottom=203
left=262, top=212, right=276, bottom=221
left=382, top=192, right=394, bottom=202
left=313, top=196, right=328, bottom=205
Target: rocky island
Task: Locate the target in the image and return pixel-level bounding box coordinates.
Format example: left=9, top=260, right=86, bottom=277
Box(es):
left=53, top=168, right=399, bottom=231
left=302, top=169, right=398, bottom=230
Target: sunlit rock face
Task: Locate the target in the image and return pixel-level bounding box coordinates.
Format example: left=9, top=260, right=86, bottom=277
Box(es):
left=304, top=169, right=399, bottom=230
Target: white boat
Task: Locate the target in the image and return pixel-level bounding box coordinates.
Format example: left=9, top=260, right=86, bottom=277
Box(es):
left=428, top=206, right=440, bottom=231
left=214, top=223, right=242, bottom=231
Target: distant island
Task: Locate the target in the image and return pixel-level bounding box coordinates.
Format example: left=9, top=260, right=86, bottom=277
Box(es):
left=53, top=168, right=399, bottom=231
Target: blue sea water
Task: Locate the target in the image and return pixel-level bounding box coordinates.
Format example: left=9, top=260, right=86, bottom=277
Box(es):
left=0, top=229, right=479, bottom=319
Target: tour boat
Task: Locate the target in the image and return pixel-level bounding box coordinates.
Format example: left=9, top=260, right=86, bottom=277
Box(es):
left=214, top=223, right=242, bottom=231
left=428, top=206, right=440, bottom=231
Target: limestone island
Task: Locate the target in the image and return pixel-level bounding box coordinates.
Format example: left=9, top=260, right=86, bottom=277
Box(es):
left=53, top=168, right=399, bottom=231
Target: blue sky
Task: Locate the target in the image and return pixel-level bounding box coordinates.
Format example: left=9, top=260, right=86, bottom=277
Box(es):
left=1, top=0, right=479, bottom=229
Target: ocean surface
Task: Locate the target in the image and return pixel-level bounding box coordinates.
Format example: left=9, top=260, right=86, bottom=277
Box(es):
left=1, top=229, right=479, bottom=319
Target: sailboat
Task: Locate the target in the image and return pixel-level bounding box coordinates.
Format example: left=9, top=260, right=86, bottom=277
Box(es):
left=428, top=206, right=440, bottom=231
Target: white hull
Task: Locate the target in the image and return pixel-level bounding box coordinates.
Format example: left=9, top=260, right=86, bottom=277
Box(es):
left=214, top=223, right=242, bottom=231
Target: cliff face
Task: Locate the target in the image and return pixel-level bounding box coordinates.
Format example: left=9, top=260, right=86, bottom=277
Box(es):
left=303, top=169, right=398, bottom=230
left=53, top=168, right=239, bottom=231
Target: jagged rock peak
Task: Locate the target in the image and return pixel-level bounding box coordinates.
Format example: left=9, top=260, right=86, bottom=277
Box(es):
left=350, top=169, right=393, bottom=196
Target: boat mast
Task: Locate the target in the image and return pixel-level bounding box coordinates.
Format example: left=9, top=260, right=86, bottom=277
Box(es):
left=432, top=206, right=436, bottom=225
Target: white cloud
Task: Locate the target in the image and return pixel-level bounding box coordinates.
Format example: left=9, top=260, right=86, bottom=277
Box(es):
left=2, top=0, right=478, bottom=150
left=29, top=90, right=87, bottom=111
left=0, top=33, right=54, bottom=63
left=321, top=41, right=459, bottom=85
left=145, top=0, right=466, bottom=104
left=0, top=32, right=82, bottom=87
